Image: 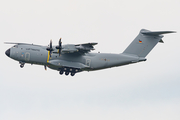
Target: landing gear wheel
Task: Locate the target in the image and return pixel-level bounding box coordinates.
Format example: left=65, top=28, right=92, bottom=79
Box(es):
left=65, top=71, right=69, bottom=76
left=59, top=70, right=64, bottom=75
left=20, top=64, right=24, bottom=68
left=71, top=72, right=75, bottom=76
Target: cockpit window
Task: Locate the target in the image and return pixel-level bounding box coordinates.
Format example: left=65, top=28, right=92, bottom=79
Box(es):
left=13, top=45, right=18, bottom=48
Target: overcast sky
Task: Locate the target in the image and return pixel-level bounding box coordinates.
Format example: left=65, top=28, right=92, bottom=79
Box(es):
left=1, top=0, right=180, bottom=120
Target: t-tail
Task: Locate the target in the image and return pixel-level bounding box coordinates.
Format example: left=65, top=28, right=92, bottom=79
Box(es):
left=123, top=29, right=175, bottom=57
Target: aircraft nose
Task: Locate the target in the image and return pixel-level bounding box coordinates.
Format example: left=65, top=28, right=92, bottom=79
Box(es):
left=5, top=48, right=10, bottom=57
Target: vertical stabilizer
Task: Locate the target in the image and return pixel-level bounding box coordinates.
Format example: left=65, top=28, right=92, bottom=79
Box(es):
left=123, top=29, right=175, bottom=57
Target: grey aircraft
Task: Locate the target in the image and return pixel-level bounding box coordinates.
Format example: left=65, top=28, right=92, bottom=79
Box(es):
left=5, top=29, right=175, bottom=76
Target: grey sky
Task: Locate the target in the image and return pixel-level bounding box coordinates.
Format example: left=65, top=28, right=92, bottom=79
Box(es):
left=1, top=0, right=180, bottom=120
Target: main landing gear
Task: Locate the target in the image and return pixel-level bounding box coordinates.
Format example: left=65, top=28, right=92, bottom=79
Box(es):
left=59, top=68, right=79, bottom=76
left=59, top=70, right=64, bottom=75
left=59, top=70, right=75, bottom=76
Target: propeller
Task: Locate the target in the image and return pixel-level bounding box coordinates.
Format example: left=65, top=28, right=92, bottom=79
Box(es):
left=46, top=39, right=54, bottom=58
left=44, top=65, right=47, bottom=70
left=56, top=38, right=62, bottom=56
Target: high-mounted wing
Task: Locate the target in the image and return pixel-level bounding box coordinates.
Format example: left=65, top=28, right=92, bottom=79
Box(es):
left=75, top=42, right=98, bottom=54
left=54, top=42, right=98, bottom=54
left=4, top=42, right=33, bottom=45
left=60, top=44, right=79, bottom=53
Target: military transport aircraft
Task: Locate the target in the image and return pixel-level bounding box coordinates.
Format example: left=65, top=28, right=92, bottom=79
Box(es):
left=5, top=29, right=175, bottom=76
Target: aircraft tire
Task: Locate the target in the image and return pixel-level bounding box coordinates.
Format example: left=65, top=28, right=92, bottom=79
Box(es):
left=71, top=72, right=75, bottom=76
left=65, top=71, right=69, bottom=76
left=20, top=64, right=24, bottom=68
left=59, top=70, right=64, bottom=75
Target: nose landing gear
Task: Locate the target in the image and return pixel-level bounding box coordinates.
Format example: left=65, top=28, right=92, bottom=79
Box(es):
left=20, top=64, right=24, bottom=68
left=19, top=62, right=25, bottom=68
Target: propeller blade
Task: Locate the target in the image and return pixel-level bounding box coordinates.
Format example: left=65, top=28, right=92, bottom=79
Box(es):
left=55, top=38, right=62, bottom=56
left=46, top=39, right=54, bottom=58
left=59, top=38, right=62, bottom=47
left=46, top=39, right=54, bottom=51
left=57, top=38, right=62, bottom=56
left=49, top=53, right=51, bottom=58
left=44, top=65, right=47, bottom=70
left=59, top=50, right=61, bottom=56
left=50, top=39, right=52, bottom=49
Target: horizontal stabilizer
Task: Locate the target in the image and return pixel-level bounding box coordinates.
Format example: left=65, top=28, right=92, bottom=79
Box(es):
left=141, top=29, right=176, bottom=36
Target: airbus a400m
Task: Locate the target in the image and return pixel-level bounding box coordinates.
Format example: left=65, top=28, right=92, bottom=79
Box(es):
left=5, top=29, right=175, bottom=76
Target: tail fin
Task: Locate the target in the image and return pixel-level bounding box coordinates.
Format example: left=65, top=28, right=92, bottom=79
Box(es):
left=123, top=29, right=175, bottom=57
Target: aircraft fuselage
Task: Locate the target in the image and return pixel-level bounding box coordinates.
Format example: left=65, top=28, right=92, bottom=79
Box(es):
left=5, top=29, right=174, bottom=76
left=6, top=44, right=146, bottom=74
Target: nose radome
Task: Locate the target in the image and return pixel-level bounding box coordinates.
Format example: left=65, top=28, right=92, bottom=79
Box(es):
left=5, top=48, right=10, bottom=57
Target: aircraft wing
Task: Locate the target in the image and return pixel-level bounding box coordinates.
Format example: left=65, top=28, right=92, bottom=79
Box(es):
left=75, top=42, right=98, bottom=46
left=4, top=42, right=33, bottom=45
left=55, top=42, right=98, bottom=54
left=75, top=42, right=98, bottom=53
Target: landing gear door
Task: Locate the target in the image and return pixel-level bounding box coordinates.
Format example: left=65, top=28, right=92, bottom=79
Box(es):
left=86, top=59, right=91, bottom=67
